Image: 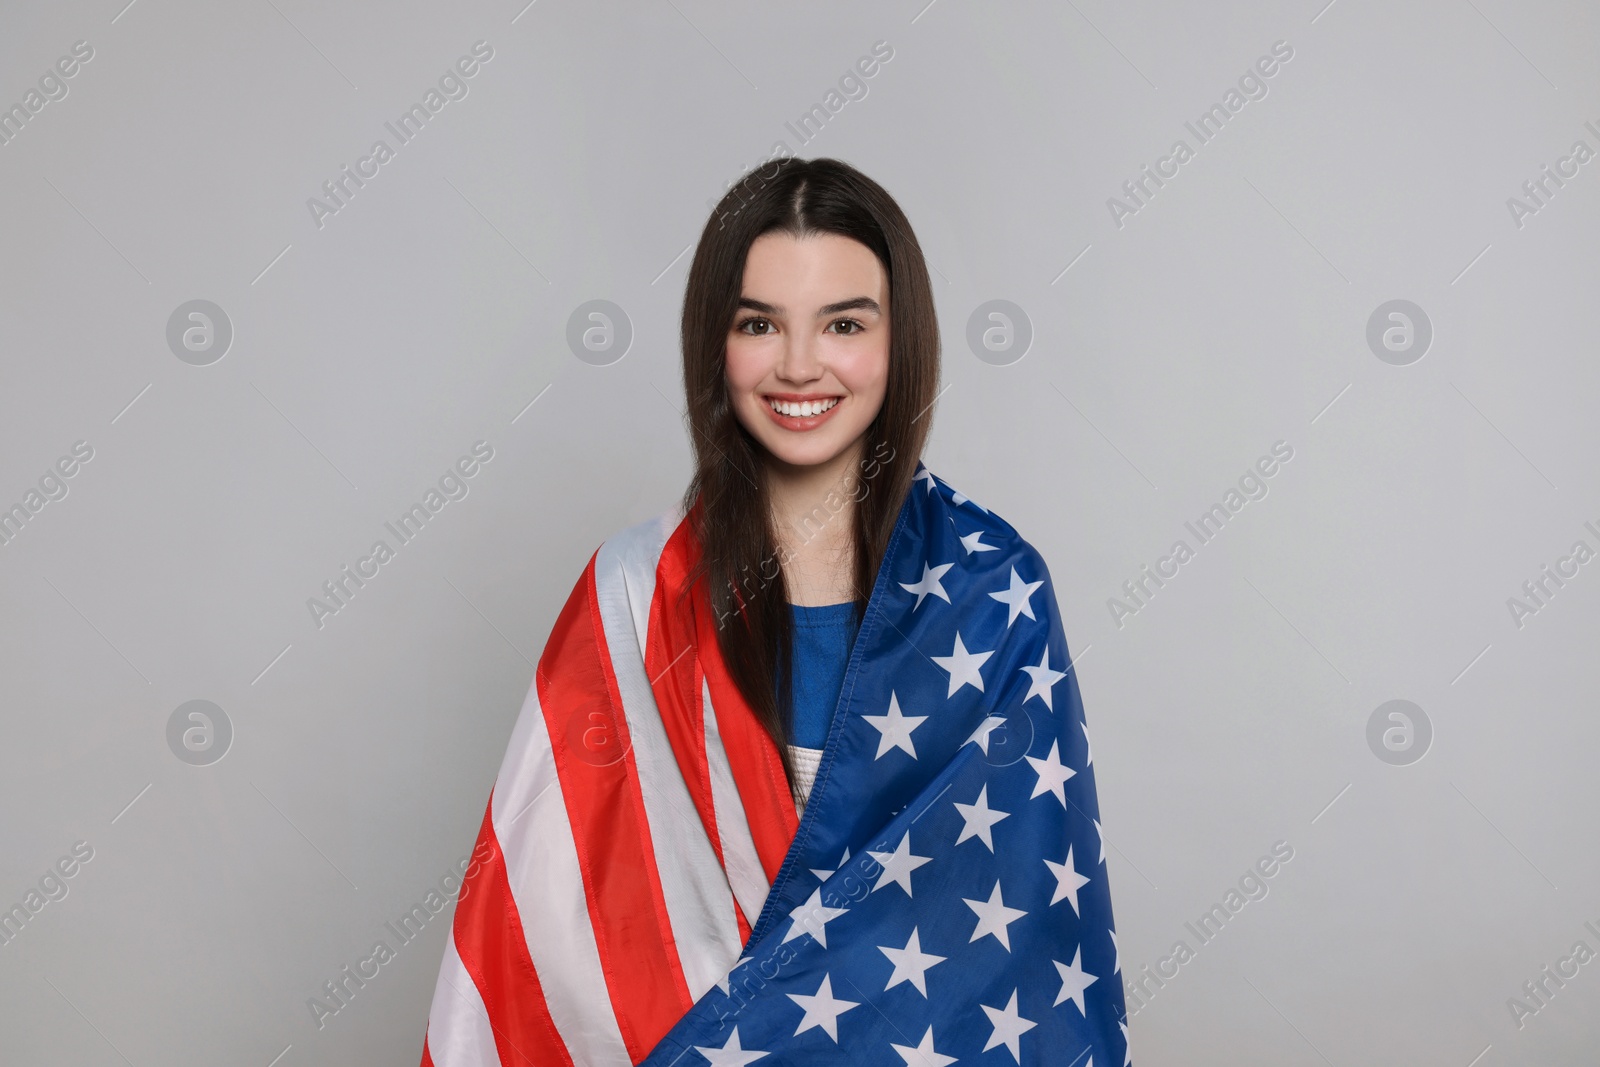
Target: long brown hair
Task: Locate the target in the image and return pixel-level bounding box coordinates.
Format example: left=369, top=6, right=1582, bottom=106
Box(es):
left=678, top=157, right=941, bottom=788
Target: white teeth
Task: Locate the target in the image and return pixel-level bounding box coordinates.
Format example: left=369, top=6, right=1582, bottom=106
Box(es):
left=769, top=397, right=839, bottom=417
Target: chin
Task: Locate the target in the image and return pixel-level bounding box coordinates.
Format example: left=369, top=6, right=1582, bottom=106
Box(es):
left=755, top=431, right=857, bottom=471
left=767, top=445, right=843, bottom=469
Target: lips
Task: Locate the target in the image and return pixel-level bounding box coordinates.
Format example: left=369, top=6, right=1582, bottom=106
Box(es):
left=762, top=394, right=844, bottom=431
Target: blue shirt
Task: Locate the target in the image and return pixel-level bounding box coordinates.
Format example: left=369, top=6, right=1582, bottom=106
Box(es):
left=786, top=601, right=861, bottom=749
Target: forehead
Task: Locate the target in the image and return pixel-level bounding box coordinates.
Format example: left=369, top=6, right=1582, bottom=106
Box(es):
left=740, top=232, right=886, bottom=303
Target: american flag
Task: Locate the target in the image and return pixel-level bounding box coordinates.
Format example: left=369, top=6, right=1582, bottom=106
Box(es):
left=421, top=461, right=1128, bottom=1066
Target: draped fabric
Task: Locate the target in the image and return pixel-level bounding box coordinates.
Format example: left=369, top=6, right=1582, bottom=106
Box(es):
left=420, top=461, right=1129, bottom=1066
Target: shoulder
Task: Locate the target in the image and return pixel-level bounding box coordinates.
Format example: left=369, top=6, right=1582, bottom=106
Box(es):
left=591, top=502, right=693, bottom=590
left=911, top=464, right=1051, bottom=580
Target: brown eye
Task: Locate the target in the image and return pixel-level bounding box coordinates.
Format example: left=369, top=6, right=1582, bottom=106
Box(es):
left=829, top=318, right=864, bottom=335
left=738, top=318, right=773, bottom=335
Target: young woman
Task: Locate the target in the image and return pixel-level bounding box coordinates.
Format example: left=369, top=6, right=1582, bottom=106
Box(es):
left=420, top=158, right=1128, bottom=1067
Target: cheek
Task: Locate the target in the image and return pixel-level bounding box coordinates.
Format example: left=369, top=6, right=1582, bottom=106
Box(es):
left=723, top=339, right=768, bottom=393
left=836, top=340, right=890, bottom=397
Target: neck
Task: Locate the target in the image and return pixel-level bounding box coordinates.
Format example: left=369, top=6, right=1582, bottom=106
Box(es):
left=764, top=437, right=865, bottom=606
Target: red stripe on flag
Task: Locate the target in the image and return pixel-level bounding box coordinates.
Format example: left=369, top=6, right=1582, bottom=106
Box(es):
left=646, top=518, right=729, bottom=865
left=541, top=553, right=693, bottom=1057
left=682, top=529, right=799, bottom=882
left=734, top=895, right=753, bottom=945
left=449, top=802, right=573, bottom=1067
left=420, top=1036, right=434, bottom=1067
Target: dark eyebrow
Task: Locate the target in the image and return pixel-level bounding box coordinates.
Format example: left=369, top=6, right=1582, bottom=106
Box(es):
left=736, top=296, right=882, bottom=318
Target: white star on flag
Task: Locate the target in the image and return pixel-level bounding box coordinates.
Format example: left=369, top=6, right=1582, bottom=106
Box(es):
left=963, top=714, right=1006, bottom=754
left=787, top=974, right=858, bottom=1041
left=863, top=692, right=928, bottom=758
left=1052, top=946, right=1099, bottom=1013
left=954, top=783, right=1010, bottom=851
left=1082, top=720, right=1093, bottom=765
left=958, top=529, right=999, bottom=555
left=693, top=1026, right=769, bottom=1066
left=899, top=561, right=954, bottom=610
left=1025, top=740, right=1076, bottom=807
left=714, top=955, right=753, bottom=995
left=879, top=927, right=946, bottom=995
left=1045, top=845, right=1092, bottom=915
left=781, top=888, right=848, bottom=948
left=963, top=879, right=1027, bottom=951
left=949, top=486, right=988, bottom=512
left=866, top=829, right=931, bottom=896
left=890, top=1025, right=958, bottom=1067
left=1020, top=646, right=1068, bottom=711
left=914, top=468, right=938, bottom=493
left=1093, top=817, right=1105, bottom=864
left=980, top=989, right=1036, bottom=1063
left=989, top=566, right=1043, bottom=627
left=931, top=632, right=992, bottom=696
left=808, top=846, right=850, bottom=884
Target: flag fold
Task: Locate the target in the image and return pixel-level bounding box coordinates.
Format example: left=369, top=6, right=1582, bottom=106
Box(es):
left=421, top=461, right=1129, bottom=1066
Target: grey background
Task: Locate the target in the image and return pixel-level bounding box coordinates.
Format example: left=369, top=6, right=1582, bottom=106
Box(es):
left=2, top=0, right=1597, bottom=1063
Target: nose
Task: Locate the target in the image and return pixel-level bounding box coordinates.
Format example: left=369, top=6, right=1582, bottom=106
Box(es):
left=776, top=330, right=825, bottom=385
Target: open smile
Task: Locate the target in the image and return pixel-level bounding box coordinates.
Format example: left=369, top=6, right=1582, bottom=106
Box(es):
left=763, top=393, right=844, bottom=431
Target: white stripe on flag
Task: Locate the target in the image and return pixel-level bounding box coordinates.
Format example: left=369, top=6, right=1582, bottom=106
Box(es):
left=423, top=932, right=501, bottom=1067
left=701, top=675, right=770, bottom=927
left=490, top=676, right=632, bottom=1065
left=594, top=513, right=742, bottom=1002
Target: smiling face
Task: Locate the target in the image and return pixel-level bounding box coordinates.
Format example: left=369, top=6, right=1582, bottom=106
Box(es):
left=724, top=231, right=891, bottom=472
